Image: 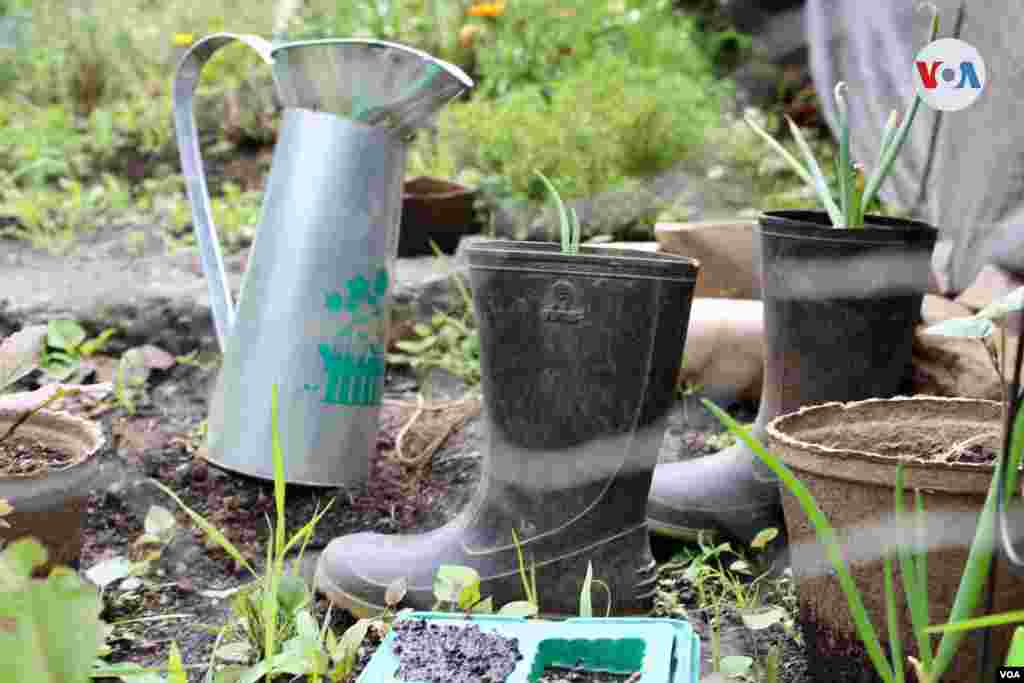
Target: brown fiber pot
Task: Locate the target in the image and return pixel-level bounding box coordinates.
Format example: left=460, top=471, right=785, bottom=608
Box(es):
left=766, top=396, right=1024, bottom=683
left=398, top=176, right=481, bottom=256
left=0, top=408, right=104, bottom=576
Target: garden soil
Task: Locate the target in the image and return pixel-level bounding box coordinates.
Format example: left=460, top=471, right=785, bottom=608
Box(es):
left=10, top=341, right=807, bottom=681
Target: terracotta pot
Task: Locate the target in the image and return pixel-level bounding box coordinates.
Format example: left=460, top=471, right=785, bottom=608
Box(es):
left=654, top=220, right=759, bottom=299
left=0, top=409, right=104, bottom=575
left=766, top=396, right=1024, bottom=682
left=399, top=176, right=481, bottom=257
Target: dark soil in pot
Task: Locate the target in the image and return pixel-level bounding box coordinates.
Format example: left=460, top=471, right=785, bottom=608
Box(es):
left=0, top=434, right=81, bottom=475
left=0, top=408, right=104, bottom=576
left=766, top=396, right=1024, bottom=683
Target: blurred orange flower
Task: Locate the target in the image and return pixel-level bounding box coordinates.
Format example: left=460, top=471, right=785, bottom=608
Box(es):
left=467, top=1, right=506, bottom=18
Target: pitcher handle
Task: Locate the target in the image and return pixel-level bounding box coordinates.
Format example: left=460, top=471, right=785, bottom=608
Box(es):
left=172, top=33, right=275, bottom=351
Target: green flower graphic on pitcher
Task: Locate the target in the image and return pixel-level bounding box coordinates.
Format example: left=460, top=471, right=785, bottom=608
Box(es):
left=314, top=266, right=389, bottom=406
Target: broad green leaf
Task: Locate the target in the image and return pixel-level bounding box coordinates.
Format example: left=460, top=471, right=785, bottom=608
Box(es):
left=385, top=576, right=408, bottom=608
left=457, top=580, right=481, bottom=610
left=276, top=574, right=309, bottom=616
left=579, top=561, right=594, bottom=618
left=750, top=527, right=778, bottom=550
left=0, top=538, right=47, bottom=589
left=976, top=285, right=1024, bottom=321
left=923, top=317, right=994, bottom=339
left=433, top=565, right=480, bottom=603
left=47, top=319, right=87, bottom=351
left=719, top=655, right=754, bottom=675
left=0, top=566, right=104, bottom=683
left=414, top=323, right=434, bottom=338
left=330, top=618, right=373, bottom=679
left=0, top=324, right=47, bottom=391
left=496, top=600, right=539, bottom=617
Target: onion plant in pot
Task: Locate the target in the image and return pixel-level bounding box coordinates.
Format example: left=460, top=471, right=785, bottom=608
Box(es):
left=0, top=325, right=107, bottom=576
left=315, top=173, right=700, bottom=617
left=645, top=3, right=942, bottom=549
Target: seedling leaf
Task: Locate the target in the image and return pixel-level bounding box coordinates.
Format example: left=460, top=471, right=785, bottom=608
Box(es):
left=385, top=576, right=408, bottom=608
left=0, top=325, right=47, bottom=391
left=750, top=527, right=778, bottom=550
left=497, top=600, right=539, bottom=617
left=47, top=319, right=87, bottom=351
left=579, top=561, right=594, bottom=618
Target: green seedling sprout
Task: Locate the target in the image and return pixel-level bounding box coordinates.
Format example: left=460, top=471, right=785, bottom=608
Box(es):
left=744, top=3, right=941, bottom=228
left=535, top=171, right=581, bottom=254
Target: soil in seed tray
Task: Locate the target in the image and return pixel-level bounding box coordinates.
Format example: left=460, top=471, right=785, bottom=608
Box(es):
left=389, top=618, right=524, bottom=683
left=0, top=435, right=79, bottom=476
left=537, top=666, right=637, bottom=683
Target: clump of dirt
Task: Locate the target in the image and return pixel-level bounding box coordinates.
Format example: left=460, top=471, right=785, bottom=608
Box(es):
left=389, top=618, right=524, bottom=683
left=950, top=443, right=999, bottom=464
left=0, top=435, right=78, bottom=476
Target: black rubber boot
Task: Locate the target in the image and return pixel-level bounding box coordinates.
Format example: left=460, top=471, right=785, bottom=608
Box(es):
left=316, top=241, right=698, bottom=616
left=647, top=210, right=938, bottom=545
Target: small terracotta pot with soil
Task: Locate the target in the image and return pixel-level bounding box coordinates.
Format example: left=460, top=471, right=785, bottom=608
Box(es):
left=766, top=396, right=1024, bottom=682
left=0, top=408, right=104, bottom=576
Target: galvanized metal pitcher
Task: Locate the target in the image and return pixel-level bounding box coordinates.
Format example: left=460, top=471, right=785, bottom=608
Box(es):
left=172, top=33, right=472, bottom=486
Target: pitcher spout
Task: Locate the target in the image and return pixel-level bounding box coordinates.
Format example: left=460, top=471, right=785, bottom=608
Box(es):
left=270, top=39, right=473, bottom=134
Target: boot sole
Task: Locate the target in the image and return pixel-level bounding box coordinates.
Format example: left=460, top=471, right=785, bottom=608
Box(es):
left=314, top=524, right=659, bottom=619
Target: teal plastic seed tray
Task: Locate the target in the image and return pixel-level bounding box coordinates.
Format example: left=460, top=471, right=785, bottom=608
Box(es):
left=356, top=612, right=700, bottom=683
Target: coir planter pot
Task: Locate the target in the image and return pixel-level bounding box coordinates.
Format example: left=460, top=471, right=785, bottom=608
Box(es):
left=398, top=176, right=481, bottom=256
left=0, top=408, right=104, bottom=576
left=766, top=396, right=1024, bottom=683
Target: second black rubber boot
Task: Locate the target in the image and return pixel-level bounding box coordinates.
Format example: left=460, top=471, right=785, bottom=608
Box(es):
left=316, top=242, right=699, bottom=616
left=647, top=210, right=938, bottom=545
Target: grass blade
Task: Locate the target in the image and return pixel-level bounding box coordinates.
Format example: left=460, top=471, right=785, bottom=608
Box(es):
left=703, top=399, right=894, bottom=683
left=895, top=464, right=933, bottom=675
left=151, top=480, right=257, bottom=577
left=913, top=489, right=933, bottom=673
left=928, top=610, right=1024, bottom=635
left=579, top=561, right=593, bottom=618
left=883, top=552, right=904, bottom=682
left=785, top=115, right=844, bottom=226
